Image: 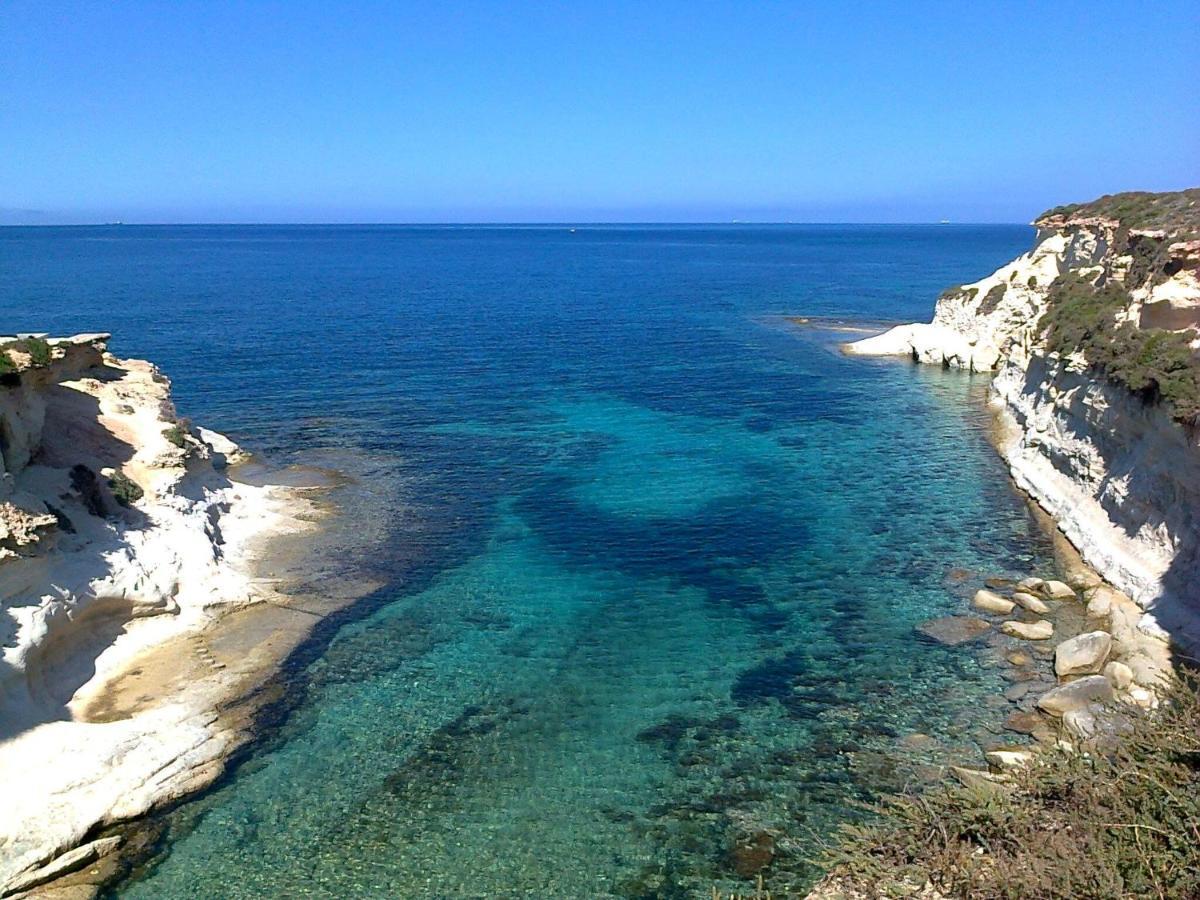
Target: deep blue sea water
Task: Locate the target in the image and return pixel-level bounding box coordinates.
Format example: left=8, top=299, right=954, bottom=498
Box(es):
left=0, top=224, right=1053, bottom=897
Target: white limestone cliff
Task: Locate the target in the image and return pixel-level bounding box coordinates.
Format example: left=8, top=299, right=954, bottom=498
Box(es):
left=0, top=335, right=318, bottom=895
left=846, top=190, right=1200, bottom=650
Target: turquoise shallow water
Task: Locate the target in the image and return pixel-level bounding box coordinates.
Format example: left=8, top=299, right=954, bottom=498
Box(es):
left=0, top=225, right=1054, bottom=896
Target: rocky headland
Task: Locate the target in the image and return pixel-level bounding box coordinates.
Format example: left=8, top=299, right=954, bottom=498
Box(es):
left=807, top=189, right=1200, bottom=898
left=0, top=335, right=376, bottom=897
left=848, top=189, right=1200, bottom=655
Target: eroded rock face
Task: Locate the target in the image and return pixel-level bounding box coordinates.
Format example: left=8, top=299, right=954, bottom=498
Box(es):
left=0, top=335, right=310, bottom=894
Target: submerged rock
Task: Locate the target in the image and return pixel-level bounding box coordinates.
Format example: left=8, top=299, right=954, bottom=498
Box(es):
left=729, top=831, right=776, bottom=878
left=915, top=616, right=992, bottom=646
left=1054, top=631, right=1112, bottom=677
left=1004, top=710, right=1049, bottom=735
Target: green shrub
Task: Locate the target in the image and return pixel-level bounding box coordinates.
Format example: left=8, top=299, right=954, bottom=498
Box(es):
left=1038, top=189, right=1200, bottom=236
left=979, top=283, right=1007, bottom=315
left=1027, top=276, right=1037, bottom=288
left=0, top=338, right=53, bottom=369
left=820, top=676, right=1200, bottom=899
left=1039, top=274, right=1129, bottom=357
left=1038, top=273, right=1200, bottom=424
left=937, top=286, right=978, bottom=311
left=107, top=470, right=144, bottom=507
left=21, top=337, right=52, bottom=367
left=163, top=420, right=190, bottom=448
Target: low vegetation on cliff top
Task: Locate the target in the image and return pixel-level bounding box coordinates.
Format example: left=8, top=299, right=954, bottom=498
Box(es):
left=1038, top=273, right=1200, bottom=425
left=821, top=677, right=1200, bottom=899
left=0, top=337, right=53, bottom=371
left=1037, top=188, right=1200, bottom=235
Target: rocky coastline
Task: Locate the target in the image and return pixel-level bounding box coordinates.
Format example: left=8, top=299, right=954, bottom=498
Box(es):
left=846, top=190, right=1200, bottom=654
left=805, top=189, right=1200, bottom=898
left=0, top=335, right=380, bottom=898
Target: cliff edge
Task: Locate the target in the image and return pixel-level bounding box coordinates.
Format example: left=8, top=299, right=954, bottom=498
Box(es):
left=0, top=335, right=319, bottom=895
left=847, top=189, right=1200, bottom=651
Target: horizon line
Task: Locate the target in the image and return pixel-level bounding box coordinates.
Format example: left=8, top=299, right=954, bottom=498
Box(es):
left=1, top=220, right=1033, bottom=228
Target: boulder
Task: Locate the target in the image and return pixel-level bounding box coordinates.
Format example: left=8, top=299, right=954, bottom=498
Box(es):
left=1041, top=580, right=1077, bottom=601
left=1037, top=676, right=1114, bottom=716
left=1005, top=650, right=1032, bottom=667
left=1004, top=710, right=1048, bottom=735
left=1062, top=706, right=1100, bottom=740
left=1003, top=682, right=1034, bottom=702
left=916, top=616, right=992, bottom=646
left=1103, top=661, right=1134, bottom=691
left=1054, top=631, right=1113, bottom=677
left=1017, top=576, right=1045, bottom=593
left=1011, top=591, right=1050, bottom=614
left=985, top=748, right=1034, bottom=772
left=985, top=576, right=1015, bottom=590
left=1129, top=687, right=1156, bottom=708
left=1002, top=619, right=1054, bottom=641
left=1086, top=586, right=1122, bottom=620
left=1067, top=569, right=1102, bottom=591
left=972, top=590, right=1015, bottom=615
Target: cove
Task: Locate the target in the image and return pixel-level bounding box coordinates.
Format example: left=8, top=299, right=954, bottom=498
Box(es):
left=1, top=224, right=1049, bottom=896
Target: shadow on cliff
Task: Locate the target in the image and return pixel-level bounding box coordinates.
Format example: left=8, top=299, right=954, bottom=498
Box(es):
left=1018, top=356, right=1200, bottom=663
left=0, top=600, right=144, bottom=742
left=0, top=364, right=174, bottom=741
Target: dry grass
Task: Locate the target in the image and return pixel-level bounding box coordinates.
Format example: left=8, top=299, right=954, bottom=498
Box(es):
left=818, top=676, right=1200, bottom=899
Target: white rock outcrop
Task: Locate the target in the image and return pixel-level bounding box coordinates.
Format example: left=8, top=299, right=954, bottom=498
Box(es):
left=0, top=336, right=317, bottom=894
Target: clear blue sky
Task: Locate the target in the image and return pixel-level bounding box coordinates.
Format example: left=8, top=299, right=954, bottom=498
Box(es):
left=2, top=1, right=1197, bottom=224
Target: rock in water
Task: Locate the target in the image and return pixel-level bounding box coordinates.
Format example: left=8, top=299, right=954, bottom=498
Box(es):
left=915, top=616, right=992, bottom=646
left=1040, top=580, right=1077, bottom=601
left=1004, top=710, right=1047, bottom=735
left=1001, top=619, right=1054, bottom=640
left=730, top=831, right=775, bottom=878
left=972, top=589, right=1015, bottom=615
left=985, top=748, right=1034, bottom=772
left=1054, top=631, right=1113, bottom=676
left=1037, top=676, right=1114, bottom=716
left=1011, top=591, right=1050, bottom=614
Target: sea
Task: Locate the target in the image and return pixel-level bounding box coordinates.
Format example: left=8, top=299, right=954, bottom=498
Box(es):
left=0, top=223, right=1053, bottom=897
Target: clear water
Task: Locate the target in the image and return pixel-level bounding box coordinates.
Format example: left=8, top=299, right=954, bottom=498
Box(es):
left=0, top=225, right=1052, bottom=897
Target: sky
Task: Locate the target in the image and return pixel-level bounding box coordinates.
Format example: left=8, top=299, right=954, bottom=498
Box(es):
left=2, top=1, right=1197, bottom=224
